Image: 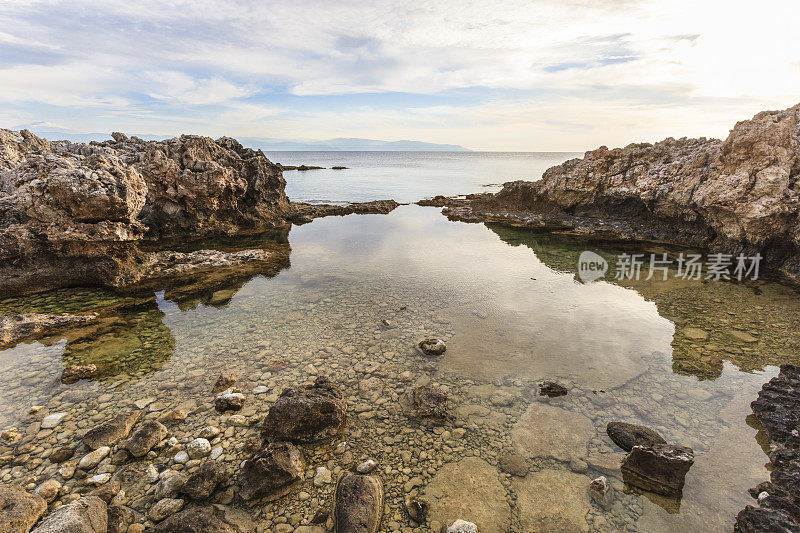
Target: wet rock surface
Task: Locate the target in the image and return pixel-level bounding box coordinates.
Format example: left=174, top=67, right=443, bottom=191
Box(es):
left=238, top=441, right=305, bottom=500
left=333, top=474, right=384, bottom=533
left=30, top=495, right=107, bottom=533
left=417, top=337, right=446, bottom=356
left=290, top=200, right=399, bottom=224
left=735, top=364, right=800, bottom=532
left=261, top=376, right=346, bottom=442
left=0, top=313, right=99, bottom=349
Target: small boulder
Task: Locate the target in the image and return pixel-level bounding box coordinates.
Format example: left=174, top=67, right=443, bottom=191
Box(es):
left=447, top=521, right=478, bottom=533
left=238, top=441, right=305, bottom=500
left=83, top=411, right=142, bottom=450
left=31, top=495, right=107, bottom=532
left=125, top=421, right=168, bottom=457
left=404, top=496, right=429, bottom=523
left=79, top=446, right=110, bottom=470
left=212, top=372, right=238, bottom=393
left=410, top=385, right=447, bottom=419
left=589, top=476, right=612, bottom=507
left=151, top=506, right=249, bottom=533
left=48, top=446, right=75, bottom=463
left=621, top=444, right=694, bottom=497
left=106, top=505, right=134, bottom=533
left=34, top=479, right=61, bottom=503
left=214, top=388, right=245, bottom=412
left=334, top=474, right=383, bottom=533
left=261, top=376, right=347, bottom=443
left=0, top=485, right=47, bottom=532
left=186, top=438, right=211, bottom=459
left=155, top=471, right=188, bottom=500
left=418, top=338, right=446, bottom=356
left=182, top=461, right=230, bottom=500
left=149, top=498, right=184, bottom=522
left=607, top=422, right=667, bottom=452
left=60, top=364, right=98, bottom=384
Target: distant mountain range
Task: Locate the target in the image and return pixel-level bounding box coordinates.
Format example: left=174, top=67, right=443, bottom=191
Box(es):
left=12, top=123, right=470, bottom=152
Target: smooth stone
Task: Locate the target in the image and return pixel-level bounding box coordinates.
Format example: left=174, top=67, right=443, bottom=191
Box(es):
left=333, top=474, right=383, bottom=533
left=512, top=403, right=594, bottom=462
left=40, top=413, right=66, bottom=429
left=149, top=498, right=184, bottom=522
left=606, top=422, right=667, bottom=453
left=34, top=479, right=62, bottom=503
left=125, top=421, right=168, bottom=457
left=79, top=446, right=111, bottom=470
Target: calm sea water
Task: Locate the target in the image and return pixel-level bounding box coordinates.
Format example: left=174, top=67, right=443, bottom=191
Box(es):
left=265, top=151, right=580, bottom=203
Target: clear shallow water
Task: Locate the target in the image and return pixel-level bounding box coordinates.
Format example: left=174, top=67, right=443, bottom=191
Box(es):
left=1, top=206, right=798, bottom=531
left=268, top=151, right=580, bottom=203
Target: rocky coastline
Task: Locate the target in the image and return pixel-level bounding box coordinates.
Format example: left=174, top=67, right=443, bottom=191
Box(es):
left=423, top=103, right=800, bottom=281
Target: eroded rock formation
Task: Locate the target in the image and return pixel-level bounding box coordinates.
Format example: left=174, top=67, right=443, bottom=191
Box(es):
left=434, top=103, right=800, bottom=280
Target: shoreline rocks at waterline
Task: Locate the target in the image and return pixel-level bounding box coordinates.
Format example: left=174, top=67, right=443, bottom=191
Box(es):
left=621, top=444, right=695, bottom=497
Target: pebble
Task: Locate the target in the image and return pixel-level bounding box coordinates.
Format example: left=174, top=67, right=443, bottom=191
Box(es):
left=86, top=473, right=112, bottom=485
left=313, top=466, right=332, bottom=486
left=356, top=459, right=377, bottom=473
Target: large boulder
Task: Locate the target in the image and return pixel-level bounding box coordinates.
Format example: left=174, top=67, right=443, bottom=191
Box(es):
left=30, top=495, right=107, bottom=533
left=333, top=474, right=384, bottom=533
left=621, top=444, right=694, bottom=497
left=238, top=441, right=305, bottom=500
left=261, top=376, right=347, bottom=442
left=0, top=485, right=46, bottom=533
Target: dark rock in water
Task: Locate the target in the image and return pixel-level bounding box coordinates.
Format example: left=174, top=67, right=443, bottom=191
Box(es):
left=417, top=338, right=446, bottom=356
left=417, top=195, right=449, bottom=207
left=49, top=445, right=75, bottom=463
left=0, top=485, right=47, bottom=533
left=539, top=381, right=568, bottom=397
left=334, top=474, right=384, bottom=533
left=261, top=376, right=347, bottom=442
left=238, top=441, right=305, bottom=500
left=606, top=421, right=667, bottom=452
left=212, top=371, right=238, bottom=393
left=735, top=364, right=800, bottom=532
left=404, top=496, right=429, bottom=523
left=124, top=420, right=168, bottom=457
left=31, top=494, right=107, bottom=532
left=410, top=385, right=448, bottom=419
left=214, top=388, right=245, bottom=412
left=621, top=444, right=694, bottom=497
left=182, top=460, right=230, bottom=500
left=83, top=410, right=142, bottom=450
left=290, top=200, right=399, bottom=223
left=151, top=506, right=252, bottom=533
left=331, top=166, right=348, bottom=170
left=60, top=363, right=98, bottom=384
left=498, top=452, right=529, bottom=477
left=106, top=504, right=134, bottom=533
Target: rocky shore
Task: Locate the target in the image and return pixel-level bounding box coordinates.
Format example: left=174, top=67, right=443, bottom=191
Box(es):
left=423, top=103, right=800, bottom=281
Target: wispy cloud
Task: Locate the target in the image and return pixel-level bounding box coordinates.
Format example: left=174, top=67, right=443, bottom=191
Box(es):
left=0, top=0, right=798, bottom=150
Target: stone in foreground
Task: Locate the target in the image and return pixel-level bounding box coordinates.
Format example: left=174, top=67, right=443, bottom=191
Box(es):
left=261, top=376, right=346, bottom=442
left=83, top=410, right=142, bottom=450
left=124, top=420, right=168, bottom=457
left=621, top=444, right=694, bottom=497
left=334, top=474, right=383, bottom=533
left=606, top=421, right=667, bottom=452
left=152, top=506, right=254, bottom=533
left=30, top=495, right=107, bottom=532
left=238, top=441, right=305, bottom=501
left=214, top=388, right=246, bottom=412
left=0, top=485, right=47, bottom=533
left=417, top=337, right=446, bottom=356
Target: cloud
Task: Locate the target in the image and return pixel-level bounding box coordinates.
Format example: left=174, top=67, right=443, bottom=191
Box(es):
left=0, top=0, right=798, bottom=149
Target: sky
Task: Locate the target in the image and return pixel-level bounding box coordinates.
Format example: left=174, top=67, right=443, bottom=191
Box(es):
left=0, top=0, right=799, bottom=151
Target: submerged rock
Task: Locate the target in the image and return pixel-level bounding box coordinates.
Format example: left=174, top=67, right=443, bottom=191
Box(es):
left=31, top=495, right=107, bottom=533
left=408, top=385, right=448, bottom=419
left=83, top=410, right=142, bottom=450
left=588, top=476, right=613, bottom=508
left=0, top=313, right=99, bottom=349
left=417, top=337, right=447, bottom=356
left=238, top=441, right=305, bottom=501
left=214, top=388, right=245, bottom=412
left=621, top=444, right=694, bottom=497
left=212, top=371, right=238, bottom=393
left=404, top=496, right=429, bottom=523
left=0, top=485, right=47, bottom=533
left=182, top=460, right=230, bottom=500
left=124, top=420, right=168, bottom=457
left=606, top=421, right=667, bottom=452
left=539, top=381, right=568, bottom=397
left=333, top=474, right=384, bottom=533
left=60, top=363, right=98, bottom=384
left=261, top=376, right=347, bottom=442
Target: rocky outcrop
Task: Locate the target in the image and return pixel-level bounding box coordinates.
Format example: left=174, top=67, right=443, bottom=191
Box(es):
left=433, top=103, right=800, bottom=280
left=261, top=376, right=347, bottom=442
left=0, top=313, right=99, bottom=349
left=735, top=364, right=800, bottom=532
left=0, top=129, right=292, bottom=296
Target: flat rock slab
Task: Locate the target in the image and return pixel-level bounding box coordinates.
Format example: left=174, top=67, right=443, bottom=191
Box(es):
left=334, top=474, right=383, bottom=533
left=0, top=485, right=46, bottom=533
left=425, top=457, right=511, bottom=533
left=512, top=403, right=594, bottom=462
left=513, top=469, right=591, bottom=532
left=83, top=410, right=142, bottom=449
